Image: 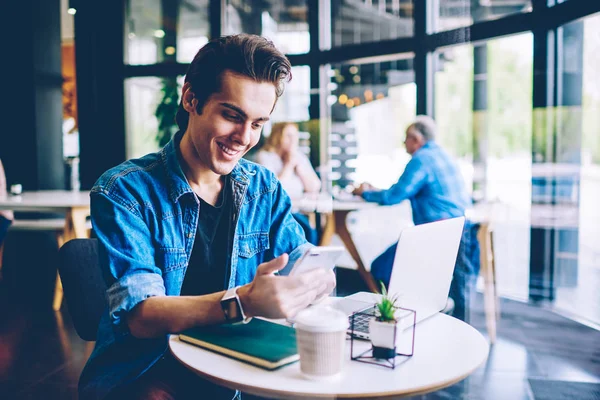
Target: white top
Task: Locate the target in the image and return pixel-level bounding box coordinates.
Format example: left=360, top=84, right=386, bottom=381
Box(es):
left=169, top=313, right=489, bottom=398
left=0, top=190, right=90, bottom=212
left=294, top=306, right=348, bottom=333
left=255, top=150, right=316, bottom=199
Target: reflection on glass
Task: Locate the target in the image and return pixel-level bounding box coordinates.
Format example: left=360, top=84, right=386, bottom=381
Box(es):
left=125, top=76, right=183, bottom=159
left=435, top=34, right=533, bottom=300
left=552, top=13, right=600, bottom=325
left=224, top=0, right=309, bottom=54
left=434, top=0, right=532, bottom=32
left=331, top=0, right=413, bottom=47
left=434, top=44, right=474, bottom=189
left=248, top=66, right=312, bottom=162
left=328, top=58, right=416, bottom=189
left=271, top=66, right=311, bottom=123
left=125, top=0, right=210, bottom=65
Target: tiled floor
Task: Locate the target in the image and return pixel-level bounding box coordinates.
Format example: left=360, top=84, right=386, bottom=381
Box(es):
left=0, top=269, right=599, bottom=400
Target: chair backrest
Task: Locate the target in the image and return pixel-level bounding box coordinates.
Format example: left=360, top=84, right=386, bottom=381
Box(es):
left=58, top=238, right=107, bottom=341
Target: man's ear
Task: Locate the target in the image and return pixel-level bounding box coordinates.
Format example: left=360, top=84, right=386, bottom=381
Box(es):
left=182, top=82, right=197, bottom=113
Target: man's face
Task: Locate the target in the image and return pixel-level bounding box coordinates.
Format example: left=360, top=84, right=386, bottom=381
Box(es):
left=183, top=70, right=277, bottom=176
left=404, top=126, right=425, bottom=155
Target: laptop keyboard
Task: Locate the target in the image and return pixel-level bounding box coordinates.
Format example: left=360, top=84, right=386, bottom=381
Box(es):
left=349, top=307, right=377, bottom=334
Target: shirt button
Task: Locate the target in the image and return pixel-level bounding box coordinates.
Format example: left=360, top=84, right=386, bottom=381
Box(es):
left=187, top=232, right=193, bottom=238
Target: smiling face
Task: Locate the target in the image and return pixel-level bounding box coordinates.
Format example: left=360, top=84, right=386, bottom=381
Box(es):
left=180, top=70, right=277, bottom=180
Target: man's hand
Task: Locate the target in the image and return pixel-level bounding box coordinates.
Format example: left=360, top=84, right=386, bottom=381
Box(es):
left=237, top=254, right=336, bottom=319
left=352, top=182, right=376, bottom=196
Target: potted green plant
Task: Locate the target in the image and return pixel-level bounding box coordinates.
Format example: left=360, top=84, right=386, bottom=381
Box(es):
left=369, top=282, right=402, bottom=359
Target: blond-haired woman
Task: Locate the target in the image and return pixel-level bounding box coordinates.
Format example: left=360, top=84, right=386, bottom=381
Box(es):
left=256, top=122, right=320, bottom=244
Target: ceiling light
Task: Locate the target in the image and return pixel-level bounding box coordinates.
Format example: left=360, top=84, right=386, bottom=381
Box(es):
left=67, top=8, right=76, bottom=15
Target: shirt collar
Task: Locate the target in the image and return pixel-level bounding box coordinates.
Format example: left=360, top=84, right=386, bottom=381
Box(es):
left=161, top=131, right=251, bottom=203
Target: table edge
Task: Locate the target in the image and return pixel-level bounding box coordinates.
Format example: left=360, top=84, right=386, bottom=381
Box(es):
left=169, top=325, right=489, bottom=399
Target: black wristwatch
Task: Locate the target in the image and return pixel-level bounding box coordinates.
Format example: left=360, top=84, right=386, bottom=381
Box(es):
left=220, top=287, right=252, bottom=324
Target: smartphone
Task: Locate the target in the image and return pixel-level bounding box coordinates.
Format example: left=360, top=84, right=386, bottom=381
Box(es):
left=290, top=246, right=345, bottom=276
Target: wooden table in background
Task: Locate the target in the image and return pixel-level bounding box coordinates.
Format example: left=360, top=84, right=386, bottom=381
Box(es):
left=0, top=190, right=91, bottom=310
left=293, top=193, right=379, bottom=293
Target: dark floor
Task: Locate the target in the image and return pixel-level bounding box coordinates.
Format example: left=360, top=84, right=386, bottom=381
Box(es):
left=0, top=268, right=599, bottom=400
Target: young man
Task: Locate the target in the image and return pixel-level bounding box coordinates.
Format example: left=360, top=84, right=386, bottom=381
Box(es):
left=80, top=34, right=335, bottom=400
left=353, top=116, right=479, bottom=322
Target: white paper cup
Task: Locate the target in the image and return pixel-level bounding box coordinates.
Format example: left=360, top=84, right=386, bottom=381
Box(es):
left=294, top=306, right=348, bottom=380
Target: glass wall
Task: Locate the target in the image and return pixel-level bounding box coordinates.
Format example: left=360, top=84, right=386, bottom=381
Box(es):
left=328, top=57, right=416, bottom=189
left=117, top=0, right=600, bottom=325
left=552, top=13, right=600, bottom=324
left=434, top=44, right=474, bottom=187
left=486, top=33, right=533, bottom=300
left=434, top=33, right=534, bottom=301
left=224, top=0, right=309, bottom=54
left=326, top=56, right=417, bottom=269
left=125, top=76, right=183, bottom=159
left=330, top=0, right=413, bottom=47
left=125, top=0, right=211, bottom=65
left=434, top=0, right=532, bottom=32
left=271, top=66, right=311, bottom=123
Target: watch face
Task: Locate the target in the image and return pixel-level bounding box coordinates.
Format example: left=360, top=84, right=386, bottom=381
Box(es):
left=222, top=297, right=243, bottom=323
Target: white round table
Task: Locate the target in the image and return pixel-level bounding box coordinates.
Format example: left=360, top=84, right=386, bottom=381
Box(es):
left=169, top=313, right=489, bottom=399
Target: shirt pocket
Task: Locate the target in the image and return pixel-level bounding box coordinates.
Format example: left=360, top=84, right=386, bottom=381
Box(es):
left=155, top=247, right=188, bottom=272
left=238, top=232, right=270, bottom=258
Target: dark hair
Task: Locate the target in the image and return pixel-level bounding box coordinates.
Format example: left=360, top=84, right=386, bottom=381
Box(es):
left=175, top=34, right=292, bottom=131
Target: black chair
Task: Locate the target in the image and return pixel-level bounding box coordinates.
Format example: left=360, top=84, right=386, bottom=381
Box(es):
left=58, top=238, right=107, bottom=341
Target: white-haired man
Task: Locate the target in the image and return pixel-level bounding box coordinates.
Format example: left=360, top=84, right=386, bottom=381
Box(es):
left=353, top=115, right=479, bottom=322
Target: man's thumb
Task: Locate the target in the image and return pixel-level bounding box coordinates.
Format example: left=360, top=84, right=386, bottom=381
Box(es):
left=257, top=253, right=289, bottom=275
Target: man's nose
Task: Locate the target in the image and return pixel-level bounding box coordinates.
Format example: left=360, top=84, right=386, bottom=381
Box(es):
left=233, top=122, right=253, bottom=145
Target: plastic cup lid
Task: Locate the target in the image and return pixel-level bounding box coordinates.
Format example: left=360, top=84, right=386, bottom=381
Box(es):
left=294, top=305, right=349, bottom=333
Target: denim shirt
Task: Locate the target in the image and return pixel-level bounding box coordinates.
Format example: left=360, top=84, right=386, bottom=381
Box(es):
left=362, top=141, right=471, bottom=225
left=79, top=131, right=311, bottom=400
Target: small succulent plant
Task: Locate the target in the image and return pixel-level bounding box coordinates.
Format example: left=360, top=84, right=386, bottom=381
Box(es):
left=375, top=281, right=400, bottom=322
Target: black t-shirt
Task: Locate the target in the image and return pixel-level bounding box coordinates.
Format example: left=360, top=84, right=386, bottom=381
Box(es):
left=180, top=179, right=233, bottom=296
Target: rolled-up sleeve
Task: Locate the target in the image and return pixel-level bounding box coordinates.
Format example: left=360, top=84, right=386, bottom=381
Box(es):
left=266, top=178, right=313, bottom=275
left=362, top=158, right=428, bottom=206
left=91, top=191, right=166, bottom=330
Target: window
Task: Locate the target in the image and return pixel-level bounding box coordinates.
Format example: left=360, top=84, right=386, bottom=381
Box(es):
left=271, top=66, right=311, bottom=123
left=434, top=0, right=532, bottom=32
left=125, top=0, right=211, bottom=65
left=224, top=0, right=310, bottom=55
left=328, top=57, right=416, bottom=189
left=330, top=0, right=413, bottom=47
left=435, top=33, right=533, bottom=300
left=125, top=76, right=183, bottom=159
left=551, top=13, right=600, bottom=324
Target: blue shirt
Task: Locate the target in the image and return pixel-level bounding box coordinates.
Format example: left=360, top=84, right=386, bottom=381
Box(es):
left=79, top=131, right=311, bottom=399
left=362, top=141, right=471, bottom=225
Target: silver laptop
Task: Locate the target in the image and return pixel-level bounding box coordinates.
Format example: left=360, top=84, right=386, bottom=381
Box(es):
left=333, top=216, right=465, bottom=339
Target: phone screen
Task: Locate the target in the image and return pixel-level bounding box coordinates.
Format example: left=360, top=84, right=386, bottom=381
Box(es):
left=290, top=246, right=344, bottom=276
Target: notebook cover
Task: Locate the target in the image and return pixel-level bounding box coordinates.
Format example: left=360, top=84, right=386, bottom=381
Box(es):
left=179, top=318, right=299, bottom=370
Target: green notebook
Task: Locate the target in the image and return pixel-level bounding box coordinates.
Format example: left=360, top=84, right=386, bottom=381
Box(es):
left=179, top=319, right=299, bottom=370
